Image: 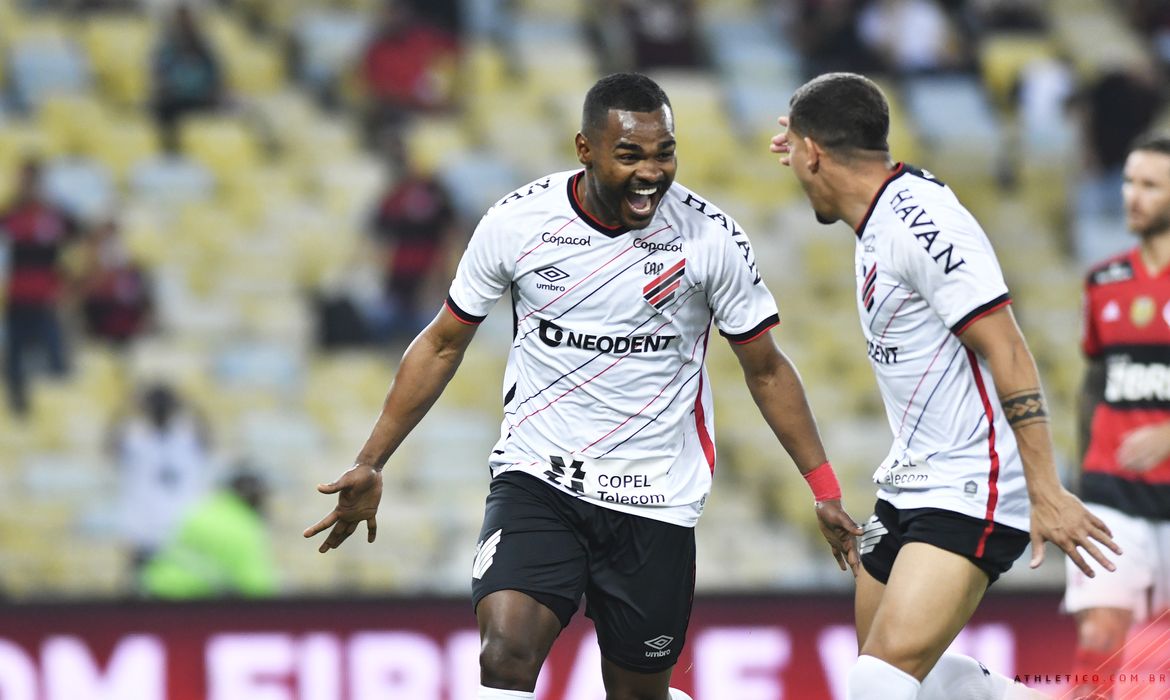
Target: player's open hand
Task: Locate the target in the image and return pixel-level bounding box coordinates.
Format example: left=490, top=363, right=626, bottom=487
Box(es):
left=303, top=464, right=383, bottom=553
left=814, top=499, right=864, bottom=576
left=770, top=116, right=793, bottom=167
left=1028, top=488, right=1121, bottom=577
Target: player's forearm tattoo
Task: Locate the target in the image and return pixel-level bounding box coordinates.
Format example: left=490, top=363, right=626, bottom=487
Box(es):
left=1002, top=390, right=1048, bottom=427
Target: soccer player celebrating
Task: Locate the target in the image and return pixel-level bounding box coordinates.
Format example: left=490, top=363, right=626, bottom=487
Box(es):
left=1064, top=132, right=1170, bottom=700
left=306, top=72, right=862, bottom=700
left=770, top=72, right=1121, bottom=700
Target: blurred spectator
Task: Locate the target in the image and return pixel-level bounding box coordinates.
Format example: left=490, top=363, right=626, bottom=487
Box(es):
left=358, top=0, right=458, bottom=146
left=110, top=382, right=211, bottom=580
left=601, top=0, right=701, bottom=70
left=1119, top=0, right=1170, bottom=66
left=150, top=4, right=225, bottom=152
left=366, top=143, right=458, bottom=343
left=965, top=0, right=1046, bottom=33
left=796, top=0, right=875, bottom=76
left=78, top=219, right=154, bottom=349
left=141, top=466, right=278, bottom=599
left=857, top=0, right=967, bottom=75
left=0, top=159, right=78, bottom=418
left=1084, top=68, right=1163, bottom=176
left=1074, top=67, right=1164, bottom=222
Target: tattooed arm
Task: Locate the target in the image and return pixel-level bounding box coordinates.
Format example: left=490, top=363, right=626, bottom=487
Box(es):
left=958, top=307, right=1120, bottom=577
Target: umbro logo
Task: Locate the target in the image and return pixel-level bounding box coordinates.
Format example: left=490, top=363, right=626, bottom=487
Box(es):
left=644, top=635, right=674, bottom=658
left=535, top=266, right=570, bottom=283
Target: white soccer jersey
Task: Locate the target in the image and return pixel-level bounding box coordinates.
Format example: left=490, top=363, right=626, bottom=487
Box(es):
left=447, top=169, right=779, bottom=526
left=855, top=164, right=1029, bottom=532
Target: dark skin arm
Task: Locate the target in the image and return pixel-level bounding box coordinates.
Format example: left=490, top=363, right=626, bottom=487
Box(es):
left=729, top=331, right=863, bottom=575
left=1073, top=358, right=1106, bottom=492
left=303, top=309, right=478, bottom=552
left=958, top=307, right=1121, bottom=576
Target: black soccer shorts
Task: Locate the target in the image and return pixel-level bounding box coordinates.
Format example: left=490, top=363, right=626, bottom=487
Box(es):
left=471, top=470, right=696, bottom=673
left=860, top=497, right=1030, bottom=585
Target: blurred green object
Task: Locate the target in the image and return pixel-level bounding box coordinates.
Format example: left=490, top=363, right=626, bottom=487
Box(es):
left=141, top=478, right=277, bottom=600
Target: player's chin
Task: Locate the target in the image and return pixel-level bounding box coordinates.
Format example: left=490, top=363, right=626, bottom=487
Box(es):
left=621, top=197, right=660, bottom=229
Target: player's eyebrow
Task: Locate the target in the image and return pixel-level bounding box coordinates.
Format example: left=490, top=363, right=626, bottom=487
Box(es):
left=614, top=139, right=676, bottom=152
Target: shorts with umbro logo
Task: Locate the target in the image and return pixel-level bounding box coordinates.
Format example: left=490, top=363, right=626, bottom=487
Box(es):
left=471, top=470, right=696, bottom=673
left=860, top=497, right=1030, bottom=585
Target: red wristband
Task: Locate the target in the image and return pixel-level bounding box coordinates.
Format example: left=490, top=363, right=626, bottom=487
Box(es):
left=803, top=461, right=842, bottom=502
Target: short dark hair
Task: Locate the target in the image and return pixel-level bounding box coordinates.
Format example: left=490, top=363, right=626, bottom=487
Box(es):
left=581, top=72, right=672, bottom=137
left=1131, top=131, right=1170, bottom=157
left=788, top=72, right=890, bottom=155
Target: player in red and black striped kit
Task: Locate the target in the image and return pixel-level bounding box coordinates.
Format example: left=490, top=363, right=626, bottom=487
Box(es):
left=1065, top=132, right=1170, bottom=700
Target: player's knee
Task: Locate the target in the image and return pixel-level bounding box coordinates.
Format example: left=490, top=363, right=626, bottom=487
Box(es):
left=1077, top=609, right=1131, bottom=652
left=479, top=634, right=543, bottom=689
left=858, top=635, right=932, bottom=679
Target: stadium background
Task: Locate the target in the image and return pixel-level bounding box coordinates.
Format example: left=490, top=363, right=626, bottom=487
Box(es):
left=0, top=0, right=1167, bottom=697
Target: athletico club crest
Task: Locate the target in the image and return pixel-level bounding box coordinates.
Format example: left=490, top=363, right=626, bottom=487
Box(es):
left=643, top=259, right=685, bottom=309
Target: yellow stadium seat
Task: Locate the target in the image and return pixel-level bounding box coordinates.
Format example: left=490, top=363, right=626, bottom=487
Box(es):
left=0, top=122, right=68, bottom=169
left=402, top=115, right=472, bottom=175
left=979, top=34, right=1055, bottom=109
left=178, top=115, right=263, bottom=184
left=83, top=115, right=162, bottom=182
left=222, top=162, right=305, bottom=225
left=80, top=14, right=153, bottom=107
left=225, top=41, right=286, bottom=96
left=38, top=93, right=109, bottom=155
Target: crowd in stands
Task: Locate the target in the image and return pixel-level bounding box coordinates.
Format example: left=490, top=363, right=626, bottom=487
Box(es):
left=0, top=0, right=1165, bottom=599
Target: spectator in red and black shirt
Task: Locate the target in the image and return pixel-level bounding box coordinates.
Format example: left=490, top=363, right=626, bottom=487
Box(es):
left=1, top=159, right=78, bottom=417
left=79, top=219, right=154, bottom=349
left=358, top=0, right=458, bottom=146
left=368, top=144, right=458, bottom=343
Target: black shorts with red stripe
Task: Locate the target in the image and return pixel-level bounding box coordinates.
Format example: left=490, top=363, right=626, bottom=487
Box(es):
left=860, top=498, right=1029, bottom=585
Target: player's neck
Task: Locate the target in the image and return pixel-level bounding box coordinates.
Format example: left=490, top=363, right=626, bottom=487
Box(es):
left=839, top=160, right=899, bottom=231
left=1139, top=229, right=1170, bottom=275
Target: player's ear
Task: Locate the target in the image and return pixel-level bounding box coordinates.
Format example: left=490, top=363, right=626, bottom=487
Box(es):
left=575, top=132, right=591, bottom=167
left=803, top=135, right=822, bottom=174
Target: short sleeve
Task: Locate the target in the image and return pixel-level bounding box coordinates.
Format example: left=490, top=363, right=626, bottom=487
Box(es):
left=887, top=201, right=1010, bottom=335
left=706, top=222, right=780, bottom=343
left=446, top=212, right=516, bottom=323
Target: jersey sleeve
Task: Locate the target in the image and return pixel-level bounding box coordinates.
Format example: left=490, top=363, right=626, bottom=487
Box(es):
left=706, top=222, right=780, bottom=343
left=1081, top=281, right=1102, bottom=358
left=887, top=199, right=1010, bottom=335
left=445, top=211, right=516, bottom=323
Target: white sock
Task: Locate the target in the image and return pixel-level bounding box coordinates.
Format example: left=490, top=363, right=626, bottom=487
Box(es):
left=477, top=687, right=535, bottom=699
left=918, top=654, right=1045, bottom=699
left=847, top=654, right=920, bottom=700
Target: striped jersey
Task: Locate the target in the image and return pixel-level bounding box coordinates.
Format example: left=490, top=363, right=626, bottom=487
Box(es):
left=446, top=169, right=779, bottom=526
left=1081, top=248, right=1170, bottom=520
left=855, top=164, right=1029, bottom=532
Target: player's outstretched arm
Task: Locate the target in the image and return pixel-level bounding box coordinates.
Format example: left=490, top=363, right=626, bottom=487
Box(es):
left=958, top=307, right=1121, bottom=577
left=728, top=332, right=863, bottom=575
left=304, top=308, right=479, bottom=553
